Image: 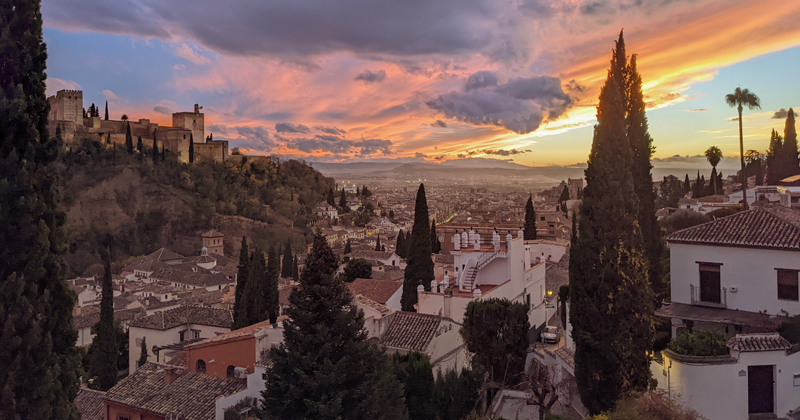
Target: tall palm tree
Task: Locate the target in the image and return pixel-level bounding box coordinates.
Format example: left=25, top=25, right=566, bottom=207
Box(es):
left=725, top=87, right=761, bottom=209
left=705, top=146, right=723, bottom=194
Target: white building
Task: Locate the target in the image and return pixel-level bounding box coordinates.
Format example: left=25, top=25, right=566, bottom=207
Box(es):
left=778, top=186, right=800, bottom=208
left=313, top=203, right=339, bottom=219
left=417, top=229, right=549, bottom=331
left=379, top=311, right=469, bottom=375
left=127, top=306, right=233, bottom=374
left=652, top=205, right=800, bottom=420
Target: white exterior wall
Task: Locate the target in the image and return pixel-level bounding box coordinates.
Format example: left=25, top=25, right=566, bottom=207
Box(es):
left=215, top=372, right=265, bottom=420
left=427, top=319, right=468, bottom=375
left=385, top=289, right=402, bottom=312
left=670, top=243, right=800, bottom=316
left=77, top=326, right=94, bottom=347
left=128, top=324, right=231, bottom=374
left=526, top=243, right=566, bottom=264
left=652, top=350, right=800, bottom=420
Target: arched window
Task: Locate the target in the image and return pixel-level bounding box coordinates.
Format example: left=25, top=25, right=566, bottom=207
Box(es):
left=227, top=365, right=236, bottom=378
left=196, top=359, right=206, bottom=373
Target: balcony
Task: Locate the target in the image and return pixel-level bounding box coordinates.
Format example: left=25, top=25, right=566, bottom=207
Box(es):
left=690, top=284, right=727, bottom=308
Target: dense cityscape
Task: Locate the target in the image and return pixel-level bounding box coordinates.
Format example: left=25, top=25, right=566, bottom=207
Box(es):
left=2, top=1, right=800, bottom=420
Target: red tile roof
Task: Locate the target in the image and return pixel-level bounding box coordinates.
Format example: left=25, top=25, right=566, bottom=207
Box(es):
left=379, top=311, right=440, bottom=352
left=346, top=278, right=402, bottom=305
left=75, top=388, right=105, bottom=420
left=128, top=306, right=232, bottom=330
left=666, top=205, right=800, bottom=251
left=726, top=333, right=792, bottom=352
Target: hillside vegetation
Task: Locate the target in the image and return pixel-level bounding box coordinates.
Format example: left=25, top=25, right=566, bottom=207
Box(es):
left=58, top=137, right=333, bottom=276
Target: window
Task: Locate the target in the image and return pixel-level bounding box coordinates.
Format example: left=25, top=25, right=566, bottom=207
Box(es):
left=698, top=263, right=721, bottom=304
left=179, top=330, right=186, bottom=342
left=778, top=269, right=799, bottom=301
left=196, top=359, right=206, bottom=373
left=193, top=330, right=200, bottom=339
left=227, top=365, right=236, bottom=378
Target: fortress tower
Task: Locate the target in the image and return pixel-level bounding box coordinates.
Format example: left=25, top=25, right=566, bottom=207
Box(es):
left=48, top=90, right=83, bottom=125
left=172, top=104, right=204, bottom=145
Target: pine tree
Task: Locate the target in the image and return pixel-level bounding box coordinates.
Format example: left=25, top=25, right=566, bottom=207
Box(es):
left=281, top=241, right=294, bottom=278
left=375, top=235, right=382, bottom=251
left=265, top=246, right=280, bottom=323
left=0, top=1, right=81, bottom=416
left=188, top=133, right=194, bottom=163
left=430, top=219, right=441, bottom=254
left=261, top=234, right=405, bottom=420
left=783, top=108, right=799, bottom=177
left=88, top=246, right=118, bottom=391
left=402, top=184, right=434, bottom=311
left=344, top=239, right=352, bottom=255
left=292, top=255, right=300, bottom=281
left=152, top=138, right=158, bottom=164
left=104, top=100, right=108, bottom=120
left=125, top=122, right=133, bottom=154
left=138, top=337, right=148, bottom=367
left=569, top=49, right=654, bottom=415
left=396, top=231, right=406, bottom=259
left=234, top=236, right=250, bottom=329
left=524, top=195, right=537, bottom=240
left=327, top=188, right=336, bottom=206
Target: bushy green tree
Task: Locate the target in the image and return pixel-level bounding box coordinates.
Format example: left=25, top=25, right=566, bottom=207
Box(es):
left=402, top=184, right=434, bottom=311
left=0, top=1, right=82, bottom=416
left=668, top=329, right=728, bottom=357
left=88, top=247, right=118, bottom=391
left=524, top=195, right=537, bottom=240
left=261, top=235, right=405, bottom=420
left=461, top=298, right=529, bottom=385
left=391, top=352, right=435, bottom=420
left=569, top=35, right=654, bottom=415
left=341, top=258, right=373, bottom=283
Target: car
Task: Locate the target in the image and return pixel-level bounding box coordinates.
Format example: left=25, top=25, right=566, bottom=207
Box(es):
left=541, top=326, right=559, bottom=344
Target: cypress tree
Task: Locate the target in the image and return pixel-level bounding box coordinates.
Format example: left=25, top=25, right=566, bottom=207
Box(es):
left=401, top=184, right=434, bottom=311
left=356, top=186, right=361, bottom=196
left=188, top=133, right=194, bottom=163
left=234, top=236, right=250, bottom=329
left=0, top=0, right=81, bottom=416
left=137, top=337, right=148, bottom=367
left=396, top=231, right=406, bottom=259
left=783, top=108, right=799, bottom=177
left=339, top=188, right=349, bottom=212
left=524, top=195, right=537, bottom=240
left=292, top=255, right=300, bottom=281
left=624, top=48, right=664, bottom=304
left=265, top=246, right=280, bottom=323
left=88, top=246, right=118, bottom=391
left=558, top=184, right=570, bottom=210
left=344, top=239, right=352, bottom=255
left=375, top=235, right=382, bottom=252
left=430, top=219, right=441, bottom=254
left=569, top=52, right=654, bottom=414
left=161, top=142, right=165, bottom=162
left=281, top=241, right=294, bottom=278
left=389, top=209, right=395, bottom=219
left=104, top=100, right=108, bottom=120
left=261, top=234, right=405, bottom=420
left=684, top=174, right=690, bottom=193
left=125, top=122, right=133, bottom=154
left=152, top=138, right=158, bottom=164
left=136, top=136, right=143, bottom=163
left=242, top=246, right=266, bottom=327
left=327, top=188, right=336, bottom=206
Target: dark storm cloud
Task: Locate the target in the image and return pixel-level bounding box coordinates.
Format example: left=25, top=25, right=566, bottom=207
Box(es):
left=315, top=126, right=347, bottom=135
left=426, top=71, right=573, bottom=134
left=275, top=122, right=311, bottom=134
left=354, top=69, right=387, bottom=83
left=291, top=136, right=393, bottom=156
left=234, top=126, right=273, bottom=148
left=43, top=0, right=500, bottom=57
left=206, top=123, right=229, bottom=134
left=429, top=120, right=448, bottom=127
left=772, top=108, right=798, bottom=119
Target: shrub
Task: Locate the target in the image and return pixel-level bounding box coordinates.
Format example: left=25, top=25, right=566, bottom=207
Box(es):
left=668, top=329, right=728, bottom=357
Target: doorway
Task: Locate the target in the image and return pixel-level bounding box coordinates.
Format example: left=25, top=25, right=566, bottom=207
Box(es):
left=747, top=365, right=774, bottom=414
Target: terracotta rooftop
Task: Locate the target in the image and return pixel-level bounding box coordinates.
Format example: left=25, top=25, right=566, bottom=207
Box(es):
left=373, top=266, right=405, bottom=281
left=379, top=311, right=440, bottom=352
left=655, top=302, right=782, bottom=330
left=75, top=388, right=105, bottom=420
left=666, top=205, right=800, bottom=251
left=201, top=229, right=225, bottom=238
left=73, top=307, right=146, bottom=329
left=346, top=278, right=402, bottom=305
left=128, top=306, right=233, bottom=330
left=350, top=250, right=395, bottom=260
left=726, top=333, right=792, bottom=352
left=185, top=318, right=285, bottom=349
left=105, top=362, right=245, bottom=420
left=355, top=294, right=391, bottom=315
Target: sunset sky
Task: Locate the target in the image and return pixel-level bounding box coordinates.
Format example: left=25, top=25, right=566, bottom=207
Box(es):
left=42, top=0, right=800, bottom=168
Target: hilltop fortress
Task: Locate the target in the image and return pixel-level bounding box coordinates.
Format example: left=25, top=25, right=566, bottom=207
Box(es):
left=47, top=89, right=229, bottom=164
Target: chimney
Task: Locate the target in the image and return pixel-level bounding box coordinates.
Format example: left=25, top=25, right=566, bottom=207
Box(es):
left=164, top=368, right=178, bottom=384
